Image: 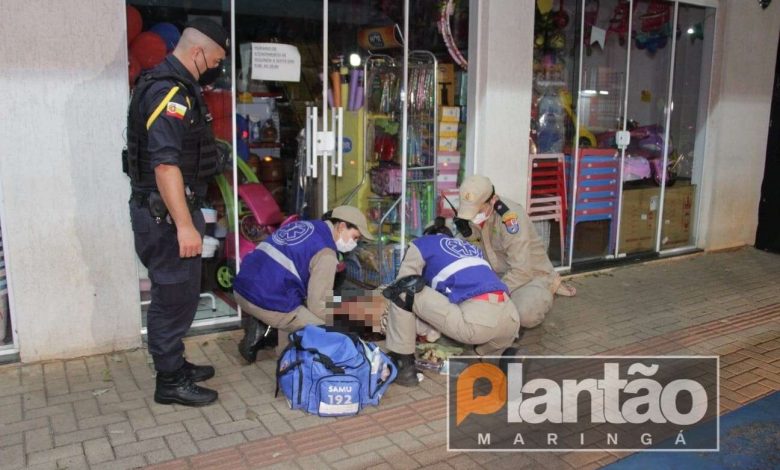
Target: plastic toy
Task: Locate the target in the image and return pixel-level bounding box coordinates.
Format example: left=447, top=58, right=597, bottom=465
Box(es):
left=559, top=89, right=597, bottom=148
left=608, top=0, right=631, bottom=46
left=634, top=0, right=674, bottom=54
left=213, top=151, right=298, bottom=291
left=596, top=123, right=676, bottom=186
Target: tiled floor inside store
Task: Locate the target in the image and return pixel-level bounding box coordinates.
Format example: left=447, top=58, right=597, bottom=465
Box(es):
left=0, top=247, right=778, bottom=469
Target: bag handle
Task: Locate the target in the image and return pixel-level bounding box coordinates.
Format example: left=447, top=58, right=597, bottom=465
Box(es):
left=291, top=331, right=345, bottom=374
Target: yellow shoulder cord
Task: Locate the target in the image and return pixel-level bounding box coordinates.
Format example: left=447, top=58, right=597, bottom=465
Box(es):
left=146, top=86, right=181, bottom=130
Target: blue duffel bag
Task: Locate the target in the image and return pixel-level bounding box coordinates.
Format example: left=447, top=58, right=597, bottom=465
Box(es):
left=275, top=325, right=397, bottom=417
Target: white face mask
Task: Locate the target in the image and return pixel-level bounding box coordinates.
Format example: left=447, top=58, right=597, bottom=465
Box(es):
left=336, top=237, right=358, bottom=253
left=472, top=211, right=489, bottom=225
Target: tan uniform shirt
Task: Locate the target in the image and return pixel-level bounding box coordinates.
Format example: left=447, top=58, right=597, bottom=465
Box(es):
left=462, top=198, right=561, bottom=294
left=305, top=221, right=339, bottom=318
left=396, top=243, right=427, bottom=278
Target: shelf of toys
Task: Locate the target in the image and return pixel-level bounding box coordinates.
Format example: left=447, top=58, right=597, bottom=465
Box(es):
left=343, top=51, right=440, bottom=288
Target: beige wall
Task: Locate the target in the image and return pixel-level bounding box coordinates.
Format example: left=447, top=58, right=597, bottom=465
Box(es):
left=698, top=0, right=780, bottom=250
left=0, top=0, right=141, bottom=361
left=467, top=0, right=536, bottom=205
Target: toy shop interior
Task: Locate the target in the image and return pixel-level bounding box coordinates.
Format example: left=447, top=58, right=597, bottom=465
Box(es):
left=125, top=0, right=470, bottom=332
left=122, top=0, right=714, bottom=336
left=531, top=0, right=713, bottom=268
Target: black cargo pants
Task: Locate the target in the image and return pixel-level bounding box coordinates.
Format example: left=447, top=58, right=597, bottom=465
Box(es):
left=130, top=200, right=205, bottom=373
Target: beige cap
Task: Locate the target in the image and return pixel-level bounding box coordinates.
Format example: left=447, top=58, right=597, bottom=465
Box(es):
left=457, top=175, right=494, bottom=220
left=331, top=205, right=375, bottom=240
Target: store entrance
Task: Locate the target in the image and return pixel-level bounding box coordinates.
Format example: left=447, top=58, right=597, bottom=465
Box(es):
left=125, top=0, right=470, bottom=333
left=755, top=35, right=780, bottom=253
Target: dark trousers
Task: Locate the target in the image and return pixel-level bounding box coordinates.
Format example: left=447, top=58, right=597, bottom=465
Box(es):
left=130, top=201, right=205, bottom=373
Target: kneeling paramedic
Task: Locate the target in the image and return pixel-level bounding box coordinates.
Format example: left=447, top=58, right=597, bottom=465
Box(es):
left=456, top=175, right=576, bottom=330
left=233, top=206, right=374, bottom=361
left=124, top=19, right=228, bottom=407
left=383, top=221, right=521, bottom=386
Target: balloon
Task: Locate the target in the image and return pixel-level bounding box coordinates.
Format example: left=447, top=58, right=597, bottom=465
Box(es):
left=129, top=32, right=167, bottom=70
left=149, top=22, right=180, bottom=52
left=126, top=6, right=142, bottom=44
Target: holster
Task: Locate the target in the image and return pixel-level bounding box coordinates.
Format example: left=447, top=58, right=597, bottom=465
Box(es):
left=132, top=190, right=202, bottom=222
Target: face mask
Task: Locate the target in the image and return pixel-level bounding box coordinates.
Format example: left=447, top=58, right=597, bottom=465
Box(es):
left=472, top=211, right=489, bottom=225
left=195, top=49, right=221, bottom=86
left=336, top=237, right=357, bottom=253
left=198, top=65, right=221, bottom=86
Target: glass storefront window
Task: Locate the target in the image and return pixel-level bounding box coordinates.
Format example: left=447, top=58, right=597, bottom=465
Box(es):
left=125, top=1, right=471, bottom=322
left=530, top=0, right=714, bottom=269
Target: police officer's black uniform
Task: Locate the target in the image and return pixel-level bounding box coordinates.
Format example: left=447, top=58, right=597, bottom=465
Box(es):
left=124, top=19, right=228, bottom=407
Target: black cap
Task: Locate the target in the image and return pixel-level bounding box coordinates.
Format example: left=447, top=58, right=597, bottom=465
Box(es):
left=185, top=18, right=229, bottom=52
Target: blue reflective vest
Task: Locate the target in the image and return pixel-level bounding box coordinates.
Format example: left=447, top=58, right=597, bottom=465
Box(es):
left=412, top=235, right=508, bottom=304
left=234, top=220, right=336, bottom=313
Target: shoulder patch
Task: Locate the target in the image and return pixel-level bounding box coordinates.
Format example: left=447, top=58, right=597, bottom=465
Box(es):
left=165, top=101, right=187, bottom=120
left=502, top=211, right=520, bottom=234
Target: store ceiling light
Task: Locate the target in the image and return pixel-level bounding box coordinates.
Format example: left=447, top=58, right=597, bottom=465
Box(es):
left=349, top=53, right=361, bottom=67
left=582, top=90, right=597, bottom=96
left=687, top=27, right=695, bottom=34
left=599, top=90, right=609, bottom=95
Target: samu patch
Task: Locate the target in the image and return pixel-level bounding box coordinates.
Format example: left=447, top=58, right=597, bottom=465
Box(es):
left=502, top=211, right=520, bottom=234
left=165, top=102, right=187, bottom=120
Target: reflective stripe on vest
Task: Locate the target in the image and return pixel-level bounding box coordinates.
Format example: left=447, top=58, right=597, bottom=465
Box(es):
left=146, top=86, right=180, bottom=130
left=258, top=242, right=301, bottom=280
left=430, top=257, right=491, bottom=291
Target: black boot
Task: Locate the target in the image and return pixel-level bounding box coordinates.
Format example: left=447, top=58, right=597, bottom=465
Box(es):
left=238, top=316, right=265, bottom=364
left=389, top=352, right=419, bottom=387
left=182, top=360, right=215, bottom=382
left=154, top=366, right=218, bottom=407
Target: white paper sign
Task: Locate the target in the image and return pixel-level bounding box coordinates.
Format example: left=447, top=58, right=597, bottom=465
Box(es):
left=251, top=43, right=301, bottom=82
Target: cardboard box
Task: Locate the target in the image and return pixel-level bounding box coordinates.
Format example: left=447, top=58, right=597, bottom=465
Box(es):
left=438, top=122, right=459, bottom=138
left=437, top=162, right=460, bottom=173
left=660, top=184, right=695, bottom=248
left=617, top=184, right=696, bottom=253
left=619, top=187, right=660, bottom=254
left=440, top=106, right=460, bottom=123
left=438, top=137, right=458, bottom=152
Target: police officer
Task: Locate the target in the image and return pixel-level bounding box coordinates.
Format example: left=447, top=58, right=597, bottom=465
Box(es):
left=234, top=206, right=374, bottom=362
left=125, top=19, right=229, bottom=407
left=382, top=220, right=520, bottom=386
left=456, top=175, right=576, bottom=330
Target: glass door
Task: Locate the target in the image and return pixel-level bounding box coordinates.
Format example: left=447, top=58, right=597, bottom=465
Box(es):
left=657, top=1, right=714, bottom=253
left=616, top=0, right=675, bottom=258
left=567, top=0, right=632, bottom=265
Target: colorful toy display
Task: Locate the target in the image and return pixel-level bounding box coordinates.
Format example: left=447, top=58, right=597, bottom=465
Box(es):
left=634, top=0, right=674, bottom=54
left=596, top=122, right=676, bottom=185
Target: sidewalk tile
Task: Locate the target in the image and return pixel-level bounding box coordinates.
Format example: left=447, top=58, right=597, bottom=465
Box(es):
left=26, top=443, right=83, bottom=466
left=195, top=431, right=246, bottom=453
left=113, top=436, right=167, bottom=459
left=165, top=432, right=199, bottom=459
left=84, top=437, right=114, bottom=465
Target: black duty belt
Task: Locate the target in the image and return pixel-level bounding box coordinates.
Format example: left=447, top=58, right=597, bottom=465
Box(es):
left=131, top=191, right=204, bottom=212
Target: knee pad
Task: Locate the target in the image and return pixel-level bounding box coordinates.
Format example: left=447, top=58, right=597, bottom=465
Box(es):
left=382, top=275, right=426, bottom=311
